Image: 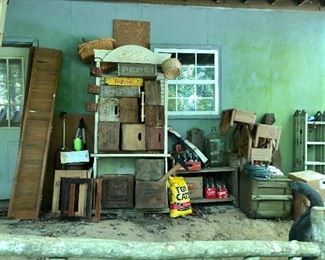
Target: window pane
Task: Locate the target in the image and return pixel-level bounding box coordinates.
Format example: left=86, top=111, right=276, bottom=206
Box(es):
left=197, top=53, right=214, bottom=66
left=179, top=65, right=195, bottom=80
left=0, top=81, right=8, bottom=105
left=0, top=59, right=7, bottom=82
left=197, top=66, right=214, bottom=80
left=178, top=53, right=195, bottom=65
left=177, top=98, right=195, bottom=112
left=9, top=59, right=23, bottom=82
left=9, top=82, right=24, bottom=105
left=168, top=84, right=176, bottom=97
left=168, top=99, right=176, bottom=111
left=0, top=105, right=8, bottom=126
left=197, top=84, right=214, bottom=97
left=197, top=99, right=214, bottom=111
left=10, top=105, right=23, bottom=126
left=177, top=84, right=195, bottom=98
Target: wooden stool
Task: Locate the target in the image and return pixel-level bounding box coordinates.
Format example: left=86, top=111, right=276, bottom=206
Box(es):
left=253, top=123, right=281, bottom=150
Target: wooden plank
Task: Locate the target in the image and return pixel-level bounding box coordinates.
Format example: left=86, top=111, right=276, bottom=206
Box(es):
left=113, top=19, right=150, bottom=49
left=8, top=48, right=62, bottom=220
left=118, top=63, right=157, bottom=78
left=105, top=76, right=143, bottom=87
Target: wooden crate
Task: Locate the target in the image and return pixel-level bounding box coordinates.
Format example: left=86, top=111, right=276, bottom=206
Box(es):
left=101, top=86, right=140, bottom=98
left=145, top=105, right=164, bottom=127
left=135, top=158, right=165, bottom=181
left=135, top=181, right=168, bottom=209
left=98, top=122, right=120, bottom=152
left=52, top=170, right=88, bottom=217
left=145, top=80, right=162, bottom=105
left=119, top=97, right=139, bottom=123
left=239, top=173, right=292, bottom=219
left=101, top=175, right=134, bottom=209
left=220, top=109, right=256, bottom=135
left=184, top=177, right=203, bottom=199
left=288, top=170, right=325, bottom=220
left=121, top=124, right=145, bottom=151
left=99, top=97, right=119, bottom=122
left=145, top=127, right=164, bottom=151
left=118, top=63, right=157, bottom=77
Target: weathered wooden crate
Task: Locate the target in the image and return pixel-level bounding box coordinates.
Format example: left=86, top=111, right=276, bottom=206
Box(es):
left=119, top=97, right=139, bottom=123
left=135, top=158, right=165, bottom=181
left=145, top=80, right=162, bottom=105
left=288, top=170, right=325, bottom=220
left=121, top=124, right=145, bottom=151
left=99, top=97, right=119, bottom=122
left=239, top=173, right=292, bottom=219
left=145, top=127, right=164, bottom=151
left=135, top=181, right=168, bottom=209
left=145, top=105, right=164, bottom=127
left=98, top=122, right=120, bottom=152
left=101, top=175, right=134, bottom=209
left=118, top=63, right=157, bottom=78
left=101, top=86, right=140, bottom=98
left=184, top=176, right=203, bottom=199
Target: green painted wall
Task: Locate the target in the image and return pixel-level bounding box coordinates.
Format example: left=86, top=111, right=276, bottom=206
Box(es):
left=4, top=0, right=325, bottom=174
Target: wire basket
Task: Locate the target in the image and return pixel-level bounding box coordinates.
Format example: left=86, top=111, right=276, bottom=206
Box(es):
left=78, top=38, right=115, bottom=63
left=161, top=58, right=181, bottom=80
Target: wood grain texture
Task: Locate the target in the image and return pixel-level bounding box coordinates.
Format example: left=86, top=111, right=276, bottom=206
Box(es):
left=113, top=19, right=150, bottom=48
left=8, top=48, right=62, bottom=220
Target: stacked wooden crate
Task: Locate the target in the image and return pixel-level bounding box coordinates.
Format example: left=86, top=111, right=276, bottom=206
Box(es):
left=89, top=47, right=169, bottom=211
left=220, top=108, right=281, bottom=164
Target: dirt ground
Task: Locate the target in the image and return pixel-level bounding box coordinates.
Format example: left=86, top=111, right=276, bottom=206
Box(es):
left=0, top=201, right=293, bottom=260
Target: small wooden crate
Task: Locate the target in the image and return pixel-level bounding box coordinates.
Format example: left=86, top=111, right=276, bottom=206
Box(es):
left=145, top=105, right=164, bottom=127
left=98, top=122, right=120, bottom=152
left=119, top=97, right=139, bottom=123
left=101, top=86, right=140, bottom=98
left=145, top=80, right=162, bottom=105
left=99, top=97, right=119, bottom=122
left=101, top=175, right=134, bottom=209
left=135, top=158, right=165, bottom=181
left=184, top=177, right=203, bottom=199
left=239, top=173, right=292, bottom=219
left=118, top=63, right=157, bottom=77
left=121, top=124, right=145, bottom=151
left=52, top=170, right=88, bottom=217
left=145, top=127, right=164, bottom=151
left=135, top=181, right=168, bottom=209
left=220, top=109, right=256, bottom=135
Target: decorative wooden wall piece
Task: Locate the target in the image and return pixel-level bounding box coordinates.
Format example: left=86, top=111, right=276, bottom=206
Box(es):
left=121, top=124, right=146, bottom=151
left=119, top=97, right=139, bottom=123
left=8, top=48, right=62, bottom=220
left=113, top=19, right=150, bottom=49
left=98, top=122, right=120, bottom=152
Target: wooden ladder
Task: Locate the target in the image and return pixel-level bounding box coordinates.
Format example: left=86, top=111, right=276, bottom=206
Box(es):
left=8, top=47, right=62, bottom=219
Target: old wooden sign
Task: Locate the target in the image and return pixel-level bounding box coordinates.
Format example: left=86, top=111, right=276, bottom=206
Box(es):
left=118, top=63, right=157, bottom=77
left=105, top=76, right=143, bottom=86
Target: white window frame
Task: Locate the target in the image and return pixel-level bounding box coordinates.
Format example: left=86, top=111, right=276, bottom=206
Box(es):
left=154, top=46, right=220, bottom=119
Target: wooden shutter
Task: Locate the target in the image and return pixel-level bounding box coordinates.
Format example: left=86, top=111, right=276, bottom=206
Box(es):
left=8, top=47, right=62, bottom=219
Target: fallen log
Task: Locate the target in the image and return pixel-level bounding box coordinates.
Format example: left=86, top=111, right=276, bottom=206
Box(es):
left=0, top=234, right=321, bottom=259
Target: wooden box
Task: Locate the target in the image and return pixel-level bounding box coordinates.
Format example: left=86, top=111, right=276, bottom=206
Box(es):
left=220, top=109, right=256, bottom=135
left=99, top=97, right=119, bottom=122
left=135, top=181, right=168, bottom=209
left=145, top=105, right=164, bottom=127
left=239, top=173, right=292, bottom=219
left=250, top=147, right=273, bottom=164
left=121, top=124, right=145, bottom=151
left=101, top=86, right=140, bottom=98
left=145, top=127, right=164, bottom=151
left=135, top=159, right=165, bottom=181
left=98, top=122, right=120, bottom=152
left=118, top=63, right=157, bottom=78
left=184, top=177, right=203, bottom=199
left=119, top=97, right=139, bottom=123
left=288, top=170, right=325, bottom=220
left=101, top=175, right=134, bottom=209
left=145, top=80, right=162, bottom=105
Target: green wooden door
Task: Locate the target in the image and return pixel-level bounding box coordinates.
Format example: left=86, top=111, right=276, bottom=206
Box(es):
left=0, top=47, right=29, bottom=199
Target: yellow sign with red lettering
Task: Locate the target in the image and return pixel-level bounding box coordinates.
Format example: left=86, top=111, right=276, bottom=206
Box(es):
left=105, top=77, right=143, bottom=87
